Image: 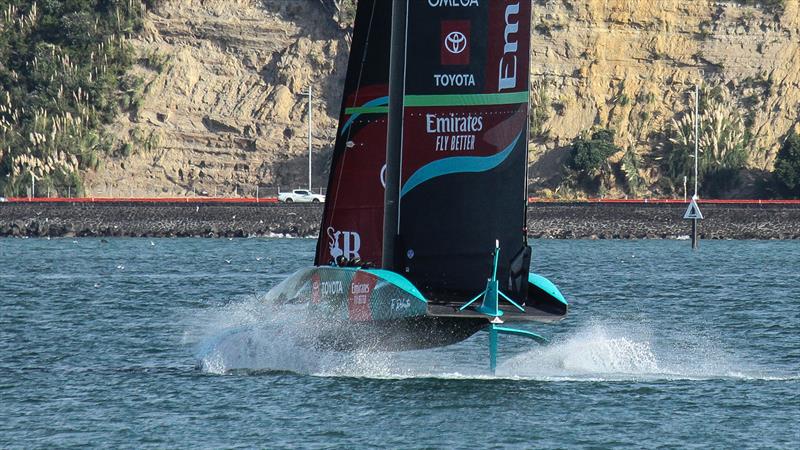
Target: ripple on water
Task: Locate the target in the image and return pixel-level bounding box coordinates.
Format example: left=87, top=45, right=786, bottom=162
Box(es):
left=1, top=238, right=799, bottom=448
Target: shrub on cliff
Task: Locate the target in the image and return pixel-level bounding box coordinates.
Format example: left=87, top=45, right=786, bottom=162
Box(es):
left=663, top=85, right=753, bottom=197
left=773, top=131, right=800, bottom=198
left=620, top=147, right=644, bottom=197
left=320, top=0, right=356, bottom=29
left=0, top=1, right=148, bottom=197
left=567, top=128, right=621, bottom=194
left=529, top=82, right=551, bottom=139
left=734, top=0, right=786, bottom=14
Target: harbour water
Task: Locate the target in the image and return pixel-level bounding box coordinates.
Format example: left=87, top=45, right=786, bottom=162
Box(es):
left=1, top=238, right=798, bottom=448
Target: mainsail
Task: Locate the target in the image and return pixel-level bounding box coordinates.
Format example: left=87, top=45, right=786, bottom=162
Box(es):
left=391, top=0, right=533, bottom=302
left=317, top=0, right=532, bottom=304
left=315, top=0, right=391, bottom=266
left=280, top=0, right=565, bottom=368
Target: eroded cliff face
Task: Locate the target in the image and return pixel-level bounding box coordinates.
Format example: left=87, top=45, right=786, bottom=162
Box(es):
left=86, top=0, right=800, bottom=198
left=529, top=0, right=800, bottom=196
left=86, top=0, right=347, bottom=196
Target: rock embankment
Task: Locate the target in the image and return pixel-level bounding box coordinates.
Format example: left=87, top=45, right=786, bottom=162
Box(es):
left=0, top=203, right=322, bottom=238
left=527, top=203, right=800, bottom=240
left=2, top=202, right=799, bottom=240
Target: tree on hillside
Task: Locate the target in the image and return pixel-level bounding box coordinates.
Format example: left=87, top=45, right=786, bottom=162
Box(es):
left=773, top=131, right=800, bottom=198
left=567, top=128, right=621, bottom=195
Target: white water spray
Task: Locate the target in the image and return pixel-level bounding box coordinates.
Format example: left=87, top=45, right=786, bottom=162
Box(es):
left=497, top=323, right=789, bottom=381
left=186, top=296, right=789, bottom=381
left=185, top=292, right=401, bottom=377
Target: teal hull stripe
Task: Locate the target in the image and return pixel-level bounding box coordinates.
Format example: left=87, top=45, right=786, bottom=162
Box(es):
left=365, top=269, right=428, bottom=303
left=341, top=96, right=389, bottom=134
left=528, top=273, right=568, bottom=305
left=400, top=132, right=522, bottom=198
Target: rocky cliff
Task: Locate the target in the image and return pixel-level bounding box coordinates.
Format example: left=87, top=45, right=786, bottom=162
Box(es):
left=528, top=0, right=800, bottom=197
left=85, top=0, right=800, bottom=198
left=86, top=0, right=348, bottom=197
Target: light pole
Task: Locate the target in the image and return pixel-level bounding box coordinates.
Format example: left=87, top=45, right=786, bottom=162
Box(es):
left=683, top=81, right=704, bottom=250
left=693, top=84, right=699, bottom=200
left=306, top=86, right=313, bottom=191
left=683, top=176, right=687, bottom=202
left=693, top=84, right=699, bottom=249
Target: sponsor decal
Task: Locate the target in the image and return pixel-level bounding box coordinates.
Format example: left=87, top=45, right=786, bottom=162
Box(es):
left=428, top=0, right=479, bottom=7
left=327, top=226, right=361, bottom=260
left=498, top=2, right=521, bottom=91
left=441, top=20, right=471, bottom=66
left=348, top=272, right=375, bottom=322
left=391, top=298, right=412, bottom=312
left=351, top=283, right=371, bottom=295
left=433, top=73, right=476, bottom=87
left=426, top=114, right=483, bottom=134
left=320, top=280, right=344, bottom=296
left=311, top=272, right=321, bottom=303
left=435, top=134, right=476, bottom=151
left=441, top=21, right=470, bottom=66
left=426, top=113, right=482, bottom=151
left=445, top=32, right=467, bottom=55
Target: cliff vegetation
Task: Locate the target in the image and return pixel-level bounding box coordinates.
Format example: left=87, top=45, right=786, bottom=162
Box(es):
left=0, top=0, right=163, bottom=196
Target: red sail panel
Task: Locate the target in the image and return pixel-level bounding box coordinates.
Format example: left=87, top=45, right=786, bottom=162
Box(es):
left=314, top=0, right=391, bottom=267
left=396, top=0, right=532, bottom=300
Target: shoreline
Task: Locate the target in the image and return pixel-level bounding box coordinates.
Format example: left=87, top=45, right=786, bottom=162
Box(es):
left=1, top=201, right=799, bottom=240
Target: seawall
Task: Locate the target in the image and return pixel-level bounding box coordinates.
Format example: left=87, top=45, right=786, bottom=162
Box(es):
left=0, top=201, right=322, bottom=238
left=2, top=200, right=799, bottom=240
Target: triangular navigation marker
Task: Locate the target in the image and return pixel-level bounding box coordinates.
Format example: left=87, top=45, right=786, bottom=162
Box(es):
left=683, top=198, right=704, bottom=220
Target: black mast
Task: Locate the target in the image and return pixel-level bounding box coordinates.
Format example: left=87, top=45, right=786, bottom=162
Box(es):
left=382, top=0, right=407, bottom=270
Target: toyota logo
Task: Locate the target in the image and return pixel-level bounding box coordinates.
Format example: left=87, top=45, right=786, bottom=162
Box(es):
left=444, top=31, right=467, bottom=55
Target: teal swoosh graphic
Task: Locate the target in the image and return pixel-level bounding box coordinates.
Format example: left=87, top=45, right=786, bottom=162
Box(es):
left=400, top=132, right=521, bottom=198
left=341, top=96, right=389, bottom=135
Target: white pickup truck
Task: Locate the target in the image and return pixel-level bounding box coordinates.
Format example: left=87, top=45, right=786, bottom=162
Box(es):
left=278, top=189, right=325, bottom=203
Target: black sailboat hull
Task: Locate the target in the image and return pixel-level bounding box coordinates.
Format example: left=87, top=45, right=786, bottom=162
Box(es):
left=265, top=266, right=567, bottom=351
left=310, top=316, right=487, bottom=352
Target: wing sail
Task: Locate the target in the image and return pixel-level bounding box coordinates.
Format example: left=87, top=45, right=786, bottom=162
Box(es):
left=315, top=0, right=392, bottom=267
left=395, top=1, right=532, bottom=302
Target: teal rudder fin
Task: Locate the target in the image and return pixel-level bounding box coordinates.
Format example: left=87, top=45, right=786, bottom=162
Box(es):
left=488, top=322, right=549, bottom=373
left=461, top=241, right=553, bottom=374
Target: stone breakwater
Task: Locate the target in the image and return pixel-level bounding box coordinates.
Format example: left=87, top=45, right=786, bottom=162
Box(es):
left=527, top=203, right=800, bottom=240
left=0, top=202, right=322, bottom=238
left=1, top=202, right=799, bottom=239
